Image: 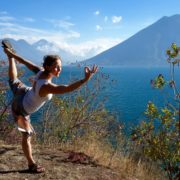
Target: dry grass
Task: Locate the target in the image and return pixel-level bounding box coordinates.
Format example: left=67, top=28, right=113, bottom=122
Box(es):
left=0, top=122, right=167, bottom=180
left=40, top=136, right=167, bottom=180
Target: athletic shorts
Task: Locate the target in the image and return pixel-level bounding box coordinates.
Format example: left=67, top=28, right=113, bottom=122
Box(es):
left=8, top=78, right=35, bottom=135
left=9, top=78, right=31, bottom=120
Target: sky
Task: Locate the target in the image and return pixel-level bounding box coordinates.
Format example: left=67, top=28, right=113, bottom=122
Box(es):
left=1, top=0, right=180, bottom=58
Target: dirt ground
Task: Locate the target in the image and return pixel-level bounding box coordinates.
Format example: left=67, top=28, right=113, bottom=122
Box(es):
left=0, top=141, right=130, bottom=180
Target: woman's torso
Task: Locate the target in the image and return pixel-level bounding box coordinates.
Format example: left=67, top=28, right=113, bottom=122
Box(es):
left=22, top=70, right=53, bottom=114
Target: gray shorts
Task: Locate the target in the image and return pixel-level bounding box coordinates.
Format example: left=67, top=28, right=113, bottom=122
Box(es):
left=9, top=78, right=31, bottom=120
left=9, top=78, right=35, bottom=135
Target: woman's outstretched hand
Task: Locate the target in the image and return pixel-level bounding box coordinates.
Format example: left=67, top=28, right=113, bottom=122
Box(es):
left=84, top=65, right=98, bottom=82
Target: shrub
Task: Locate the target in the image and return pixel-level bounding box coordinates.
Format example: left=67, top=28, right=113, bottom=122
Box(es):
left=37, top=68, right=123, bottom=146
left=131, top=43, right=180, bottom=180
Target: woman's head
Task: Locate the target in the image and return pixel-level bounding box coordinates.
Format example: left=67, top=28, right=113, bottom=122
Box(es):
left=43, top=55, right=62, bottom=77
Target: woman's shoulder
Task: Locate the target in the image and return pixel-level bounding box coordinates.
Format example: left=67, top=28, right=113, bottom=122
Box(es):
left=34, top=70, right=44, bottom=81
left=38, top=81, right=56, bottom=96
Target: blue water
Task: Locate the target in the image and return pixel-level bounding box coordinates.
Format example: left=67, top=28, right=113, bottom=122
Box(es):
left=100, top=67, right=179, bottom=127
left=21, top=66, right=180, bottom=128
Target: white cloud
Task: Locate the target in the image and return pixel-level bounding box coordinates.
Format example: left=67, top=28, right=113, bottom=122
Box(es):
left=0, top=14, right=34, bottom=23
left=0, top=22, right=14, bottom=27
left=94, top=10, right=100, bottom=16
left=96, top=25, right=103, bottom=31
left=1, top=24, right=121, bottom=58
left=0, top=21, right=80, bottom=44
left=0, top=17, right=122, bottom=60
left=45, top=18, right=74, bottom=29
left=57, top=38, right=122, bottom=58
left=112, top=16, right=122, bottom=24
left=0, top=16, right=15, bottom=21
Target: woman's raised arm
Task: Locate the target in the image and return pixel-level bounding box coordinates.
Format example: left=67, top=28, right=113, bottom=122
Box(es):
left=39, top=65, right=98, bottom=96
left=4, top=48, right=42, bottom=74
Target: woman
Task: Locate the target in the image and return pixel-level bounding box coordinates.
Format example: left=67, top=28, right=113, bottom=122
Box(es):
left=3, top=40, right=98, bottom=173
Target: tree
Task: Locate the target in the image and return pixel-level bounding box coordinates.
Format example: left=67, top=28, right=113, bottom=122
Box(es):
left=131, top=43, right=180, bottom=180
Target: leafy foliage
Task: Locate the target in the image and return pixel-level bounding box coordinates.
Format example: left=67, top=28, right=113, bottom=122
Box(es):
left=151, top=74, right=166, bottom=89
left=38, top=69, right=122, bottom=146
left=0, top=60, right=13, bottom=139
left=0, top=59, right=25, bottom=142
left=131, top=43, right=180, bottom=180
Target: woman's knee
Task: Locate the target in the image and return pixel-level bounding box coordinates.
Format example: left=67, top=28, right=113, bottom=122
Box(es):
left=22, top=132, right=31, bottom=142
left=17, top=116, right=31, bottom=129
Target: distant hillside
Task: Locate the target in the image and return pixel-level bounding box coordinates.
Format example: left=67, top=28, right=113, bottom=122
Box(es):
left=0, top=38, right=79, bottom=65
left=83, top=14, right=180, bottom=67
left=0, top=38, right=44, bottom=65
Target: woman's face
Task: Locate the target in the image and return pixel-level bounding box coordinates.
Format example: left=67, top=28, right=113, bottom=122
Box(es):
left=49, top=59, right=62, bottom=77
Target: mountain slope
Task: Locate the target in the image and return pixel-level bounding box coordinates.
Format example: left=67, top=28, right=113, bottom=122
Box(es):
left=0, top=38, right=81, bottom=65
left=83, top=15, right=180, bottom=67
left=0, top=38, right=44, bottom=65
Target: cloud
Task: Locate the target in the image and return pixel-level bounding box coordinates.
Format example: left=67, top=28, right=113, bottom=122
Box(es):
left=94, top=10, right=100, bottom=16
left=0, top=21, right=80, bottom=44
left=96, top=25, right=103, bottom=31
left=112, top=16, right=122, bottom=24
left=0, top=13, right=34, bottom=23
left=0, top=16, right=122, bottom=60
left=57, top=38, right=122, bottom=58
left=45, top=18, right=74, bottom=29
left=37, top=38, right=122, bottom=60
left=1, top=22, right=121, bottom=59
left=0, top=16, right=15, bottom=21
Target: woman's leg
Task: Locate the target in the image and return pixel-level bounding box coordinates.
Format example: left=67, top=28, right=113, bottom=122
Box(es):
left=8, top=56, right=34, bottom=164
left=15, top=116, right=45, bottom=172
left=16, top=116, right=35, bottom=166
left=8, top=56, right=17, bottom=81
left=8, top=55, right=45, bottom=172
left=20, top=124, right=45, bottom=172
left=16, top=115, right=33, bottom=133
left=22, top=133, right=35, bottom=166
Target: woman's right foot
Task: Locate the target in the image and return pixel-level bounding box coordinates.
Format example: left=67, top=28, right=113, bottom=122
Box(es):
left=28, top=163, right=45, bottom=173
left=2, top=39, right=16, bottom=53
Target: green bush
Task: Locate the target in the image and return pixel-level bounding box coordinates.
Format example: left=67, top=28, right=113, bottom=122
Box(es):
left=37, top=69, right=122, bottom=146
left=131, top=43, right=180, bottom=180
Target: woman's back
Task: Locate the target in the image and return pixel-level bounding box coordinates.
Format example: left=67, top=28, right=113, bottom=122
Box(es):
left=23, top=71, right=53, bottom=114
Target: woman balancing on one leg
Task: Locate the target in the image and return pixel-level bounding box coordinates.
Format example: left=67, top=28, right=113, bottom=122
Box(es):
left=2, top=40, right=98, bottom=173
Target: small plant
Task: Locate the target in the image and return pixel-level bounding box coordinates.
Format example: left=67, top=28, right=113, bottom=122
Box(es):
left=0, top=59, right=24, bottom=142
left=151, top=74, right=166, bottom=89
left=0, top=60, right=13, bottom=140
left=38, top=67, right=122, bottom=145
left=131, top=43, right=180, bottom=180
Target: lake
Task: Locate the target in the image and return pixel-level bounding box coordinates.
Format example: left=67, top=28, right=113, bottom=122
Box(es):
left=19, top=66, right=180, bottom=128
